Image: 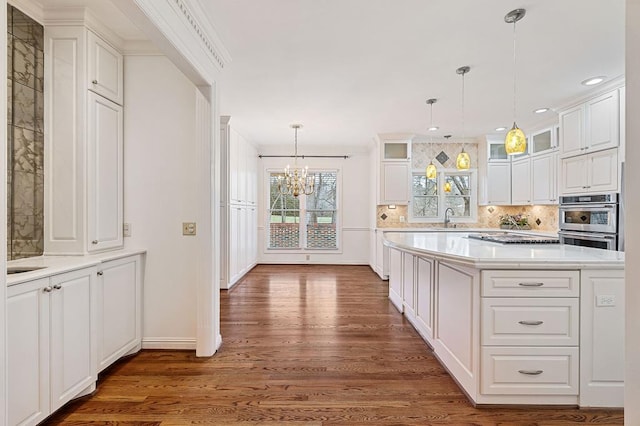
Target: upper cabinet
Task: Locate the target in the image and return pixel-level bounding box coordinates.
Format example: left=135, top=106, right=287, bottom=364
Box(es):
left=560, top=90, right=619, bottom=158
left=485, top=162, right=511, bottom=206
left=382, top=139, right=411, bottom=161
left=87, top=31, right=124, bottom=105
left=45, top=25, right=124, bottom=254
left=378, top=137, right=411, bottom=205
left=530, top=127, right=558, bottom=155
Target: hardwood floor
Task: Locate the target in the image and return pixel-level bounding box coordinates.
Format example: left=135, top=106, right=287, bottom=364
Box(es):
left=45, top=265, right=623, bottom=425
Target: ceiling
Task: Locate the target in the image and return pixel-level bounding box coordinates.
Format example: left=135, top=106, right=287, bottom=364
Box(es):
left=202, top=0, right=625, bottom=148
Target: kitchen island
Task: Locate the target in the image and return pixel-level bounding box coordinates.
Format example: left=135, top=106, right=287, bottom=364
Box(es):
left=383, top=231, right=624, bottom=407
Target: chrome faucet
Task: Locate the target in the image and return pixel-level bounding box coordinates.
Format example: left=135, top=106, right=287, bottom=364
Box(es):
left=444, top=207, right=455, bottom=228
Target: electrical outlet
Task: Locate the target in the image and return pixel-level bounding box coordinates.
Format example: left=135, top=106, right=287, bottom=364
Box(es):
left=596, top=295, right=616, bottom=307
left=123, top=223, right=131, bottom=237
left=306, top=254, right=310, bottom=261
left=400, top=216, right=405, bottom=223
left=182, top=222, right=197, bottom=236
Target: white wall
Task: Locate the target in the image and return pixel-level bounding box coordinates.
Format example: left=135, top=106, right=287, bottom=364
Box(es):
left=625, top=0, right=640, bottom=422
left=123, top=55, right=199, bottom=349
left=257, top=145, right=370, bottom=265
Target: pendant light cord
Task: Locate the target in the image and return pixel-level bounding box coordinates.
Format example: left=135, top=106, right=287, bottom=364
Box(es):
left=461, top=70, right=466, bottom=151
left=512, top=20, right=517, bottom=123
left=293, top=126, right=298, bottom=165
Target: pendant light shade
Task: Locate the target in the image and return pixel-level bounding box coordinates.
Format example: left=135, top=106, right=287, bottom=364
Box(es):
left=456, top=148, right=470, bottom=170
left=504, top=9, right=527, bottom=155
left=425, top=98, right=438, bottom=179
left=456, top=66, right=471, bottom=170
left=426, top=162, right=437, bottom=179
left=443, top=181, right=452, bottom=193
left=505, top=122, right=527, bottom=155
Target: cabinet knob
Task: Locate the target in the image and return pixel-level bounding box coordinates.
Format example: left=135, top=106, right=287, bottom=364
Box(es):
left=53, top=284, right=62, bottom=290
left=43, top=286, right=53, bottom=293
left=92, top=79, right=98, bottom=84
left=92, top=240, right=98, bottom=245
left=97, top=271, right=104, bottom=276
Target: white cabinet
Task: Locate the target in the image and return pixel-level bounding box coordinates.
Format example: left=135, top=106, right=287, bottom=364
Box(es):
left=388, top=248, right=403, bottom=311
left=380, top=162, right=410, bottom=205
left=373, top=230, right=389, bottom=280
left=8, top=267, right=97, bottom=425
left=97, top=255, right=143, bottom=372
left=486, top=162, right=511, bottom=205
left=45, top=26, right=124, bottom=255
left=414, top=257, right=434, bottom=342
left=531, top=151, right=558, bottom=204
left=87, top=30, right=123, bottom=105
left=559, top=90, right=619, bottom=158
left=511, top=157, right=531, bottom=205
left=579, top=269, right=625, bottom=407
left=87, top=92, right=124, bottom=252
left=382, top=139, right=411, bottom=160
left=402, top=253, right=415, bottom=318
left=560, top=148, right=618, bottom=195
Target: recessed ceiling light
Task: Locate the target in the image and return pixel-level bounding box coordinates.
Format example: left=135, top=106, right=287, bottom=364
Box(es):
left=581, top=76, right=606, bottom=86
left=495, top=127, right=507, bottom=132
left=428, top=126, right=439, bottom=131
left=534, top=107, right=549, bottom=114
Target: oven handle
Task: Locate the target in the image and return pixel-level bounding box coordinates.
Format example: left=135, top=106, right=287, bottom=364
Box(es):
left=558, top=230, right=616, bottom=242
left=559, top=204, right=617, bottom=211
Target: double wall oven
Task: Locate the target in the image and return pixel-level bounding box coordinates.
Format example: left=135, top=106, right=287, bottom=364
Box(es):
left=558, top=193, right=623, bottom=251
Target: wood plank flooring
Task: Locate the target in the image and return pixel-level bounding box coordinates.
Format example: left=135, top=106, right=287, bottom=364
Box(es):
left=45, top=265, right=623, bottom=425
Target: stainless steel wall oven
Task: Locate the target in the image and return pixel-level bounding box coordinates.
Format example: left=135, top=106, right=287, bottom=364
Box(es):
left=558, top=193, right=622, bottom=251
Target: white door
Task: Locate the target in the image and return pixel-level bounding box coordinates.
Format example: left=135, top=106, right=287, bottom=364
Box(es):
left=486, top=163, right=511, bottom=205
left=511, top=158, right=531, bottom=205
left=402, top=253, right=415, bottom=318
left=388, top=248, right=403, bottom=311
left=560, top=156, right=589, bottom=195
left=415, top=257, right=434, bottom=341
left=87, top=92, right=123, bottom=252
left=559, top=106, right=584, bottom=157
left=87, top=31, right=123, bottom=104
left=380, top=162, right=410, bottom=204
left=532, top=152, right=557, bottom=204
left=7, top=278, right=51, bottom=426
left=50, top=268, right=96, bottom=411
left=586, top=90, right=619, bottom=153
left=588, top=149, right=618, bottom=193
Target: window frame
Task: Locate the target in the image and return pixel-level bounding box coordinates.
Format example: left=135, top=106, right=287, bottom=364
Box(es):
left=266, top=168, right=341, bottom=252
left=408, top=168, right=478, bottom=223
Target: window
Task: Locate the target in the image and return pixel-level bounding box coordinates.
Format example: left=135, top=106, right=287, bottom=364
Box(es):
left=268, top=170, right=339, bottom=250
left=409, top=169, right=477, bottom=223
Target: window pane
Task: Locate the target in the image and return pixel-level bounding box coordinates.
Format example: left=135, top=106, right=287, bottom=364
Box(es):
left=269, top=172, right=300, bottom=248
left=444, top=174, right=471, bottom=217
left=306, top=172, right=337, bottom=210
left=413, top=175, right=437, bottom=196
left=444, top=175, right=469, bottom=196
left=305, top=211, right=337, bottom=248
left=413, top=196, right=438, bottom=218
left=445, top=196, right=470, bottom=216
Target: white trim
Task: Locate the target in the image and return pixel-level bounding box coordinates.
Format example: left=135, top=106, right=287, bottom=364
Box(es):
left=142, top=338, right=196, bottom=350
left=0, top=3, right=7, bottom=423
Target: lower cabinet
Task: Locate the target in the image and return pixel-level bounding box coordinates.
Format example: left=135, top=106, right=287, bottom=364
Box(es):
left=97, top=255, right=143, bottom=372
left=388, top=248, right=403, bottom=311
left=8, top=267, right=97, bottom=426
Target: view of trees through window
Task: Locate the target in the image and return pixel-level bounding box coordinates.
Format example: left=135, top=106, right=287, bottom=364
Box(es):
left=412, top=172, right=472, bottom=220
left=268, top=171, right=338, bottom=249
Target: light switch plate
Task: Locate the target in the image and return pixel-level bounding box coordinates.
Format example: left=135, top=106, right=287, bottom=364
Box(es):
left=596, top=295, right=616, bottom=307
left=183, top=222, right=197, bottom=236
left=123, top=223, right=131, bottom=237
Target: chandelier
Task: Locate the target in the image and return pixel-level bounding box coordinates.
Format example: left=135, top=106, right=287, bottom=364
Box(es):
left=278, top=124, right=315, bottom=197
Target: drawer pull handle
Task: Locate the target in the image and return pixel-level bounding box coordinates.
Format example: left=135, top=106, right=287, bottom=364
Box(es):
left=518, top=282, right=544, bottom=287
left=519, top=320, right=543, bottom=326
left=518, top=369, right=543, bottom=376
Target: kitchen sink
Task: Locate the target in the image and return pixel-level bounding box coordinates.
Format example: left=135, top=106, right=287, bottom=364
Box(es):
left=7, top=266, right=46, bottom=274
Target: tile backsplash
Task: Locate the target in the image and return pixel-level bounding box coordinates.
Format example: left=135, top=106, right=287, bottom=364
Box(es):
left=7, top=5, right=44, bottom=260
left=377, top=204, right=559, bottom=232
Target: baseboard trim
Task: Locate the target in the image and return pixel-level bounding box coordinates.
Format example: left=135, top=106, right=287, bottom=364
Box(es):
left=142, top=338, right=196, bottom=350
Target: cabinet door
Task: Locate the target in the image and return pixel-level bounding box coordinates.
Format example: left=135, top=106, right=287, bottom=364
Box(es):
left=87, top=92, right=124, bottom=252
left=560, top=155, right=588, bottom=195
left=7, top=278, right=51, bottom=426
left=388, top=248, right=403, bottom=311
left=402, top=253, right=415, bottom=318
left=229, top=130, right=241, bottom=203
left=87, top=31, right=123, bottom=105
left=559, top=105, right=584, bottom=157
left=511, top=158, right=531, bottom=205
left=380, top=162, right=410, bottom=204
left=532, top=152, right=558, bottom=204
left=415, top=257, right=434, bottom=342
left=486, top=163, right=511, bottom=205
left=98, top=256, right=141, bottom=372
left=586, top=90, right=619, bottom=153
left=229, top=206, right=241, bottom=282
left=50, top=268, right=96, bottom=411
left=588, top=148, right=618, bottom=193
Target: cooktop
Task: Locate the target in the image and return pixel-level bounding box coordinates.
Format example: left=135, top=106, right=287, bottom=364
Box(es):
left=467, top=232, right=559, bottom=244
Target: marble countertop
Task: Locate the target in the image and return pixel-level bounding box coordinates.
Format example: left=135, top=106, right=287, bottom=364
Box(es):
left=7, top=248, right=147, bottom=286
left=383, top=232, right=624, bottom=269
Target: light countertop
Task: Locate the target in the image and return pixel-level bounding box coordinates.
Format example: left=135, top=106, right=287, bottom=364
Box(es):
left=7, top=248, right=147, bottom=286
left=383, top=232, right=624, bottom=269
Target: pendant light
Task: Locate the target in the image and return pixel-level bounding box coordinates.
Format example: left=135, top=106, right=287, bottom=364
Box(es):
left=425, top=98, right=438, bottom=179
left=456, top=66, right=471, bottom=170
left=504, top=8, right=527, bottom=155
left=277, top=124, right=315, bottom=197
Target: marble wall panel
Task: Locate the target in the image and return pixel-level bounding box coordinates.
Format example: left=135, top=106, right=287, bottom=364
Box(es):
left=7, top=4, right=43, bottom=260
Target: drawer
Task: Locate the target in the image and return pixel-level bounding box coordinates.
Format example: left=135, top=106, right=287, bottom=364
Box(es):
left=482, top=298, right=579, bottom=346
left=481, top=346, right=579, bottom=395
left=481, top=270, right=579, bottom=297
